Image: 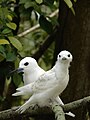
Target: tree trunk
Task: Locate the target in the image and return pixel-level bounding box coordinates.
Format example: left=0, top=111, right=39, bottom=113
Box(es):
left=55, top=0, right=90, bottom=120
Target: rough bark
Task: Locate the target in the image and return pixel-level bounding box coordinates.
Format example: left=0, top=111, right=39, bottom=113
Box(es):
left=1, top=96, right=90, bottom=120
left=56, top=0, right=90, bottom=120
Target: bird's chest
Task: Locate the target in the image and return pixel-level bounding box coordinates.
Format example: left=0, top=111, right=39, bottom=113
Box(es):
left=54, top=69, right=69, bottom=94
left=58, top=74, right=69, bottom=90
left=55, top=67, right=68, bottom=81
left=23, top=73, right=38, bottom=85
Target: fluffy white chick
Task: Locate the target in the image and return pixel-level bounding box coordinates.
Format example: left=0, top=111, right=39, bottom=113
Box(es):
left=12, top=50, right=74, bottom=115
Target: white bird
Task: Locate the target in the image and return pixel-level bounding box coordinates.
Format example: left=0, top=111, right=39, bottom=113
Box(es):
left=18, top=57, right=45, bottom=85
left=12, top=50, right=75, bottom=116
left=12, top=57, right=64, bottom=105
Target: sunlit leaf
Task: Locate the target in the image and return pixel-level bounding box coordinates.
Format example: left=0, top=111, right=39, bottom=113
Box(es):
left=35, top=0, right=43, bottom=4
left=6, top=22, right=17, bottom=30
left=64, top=0, right=72, bottom=8
left=0, top=39, right=10, bottom=45
left=7, top=15, right=12, bottom=21
left=8, top=37, right=23, bottom=51
left=71, top=7, right=75, bottom=15
left=73, top=0, right=77, bottom=2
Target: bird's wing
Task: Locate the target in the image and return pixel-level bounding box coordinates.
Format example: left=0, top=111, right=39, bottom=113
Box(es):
left=12, top=83, right=34, bottom=96
left=17, top=83, right=33, bottom=90
left=32, top=69, right=57, bottom=93
left=13, top=69, right=57, bottom=96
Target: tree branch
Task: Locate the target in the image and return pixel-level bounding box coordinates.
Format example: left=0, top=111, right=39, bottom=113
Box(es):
left=52, top=102, right=65, bottom=120
left=0, top=96, right=90, bottom=120
left=17, top=9, right=59, bottom=37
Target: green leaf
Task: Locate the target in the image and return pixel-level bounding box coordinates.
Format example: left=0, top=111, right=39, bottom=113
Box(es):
left=2, top=28, right=11, bottom=34
left=0, top=39, right=10, bottom=45
left=39, top=15, right=53, bottom=34
left=44, top=0, right=54, bottom=6
left=0, top=46, right=6, bottom=58
left=6, top=22, right=17, bottom=30
left=7, top=15, right=12, bottom=21
left=24, top=1, right=37, bottom=9
left=13, top=74, right=22, bottom=87
left=19, top=0, right=28, bottom=4
left=8, top=37, right=23, bottom=51
left=64, top=0, right=72, bottom=8
left=0, top=46, right=5, bottom=53
left=0, top=45, right=6, bottom=62
left=6, top=52, right=16, bottom=61
left=73, top=0, right=77, bottom=2
left=15, top=57, right=20, bottom=68
left=35, top=0, right=43, bottom=4
left=0, top=53, right=6, bottom=62
left=71, top=7, right=75, bottom=15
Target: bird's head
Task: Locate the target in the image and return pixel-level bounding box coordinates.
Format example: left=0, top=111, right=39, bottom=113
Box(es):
left=57, top=50, right=73, bottom=64
left=10, top=57, right=38, bottom=74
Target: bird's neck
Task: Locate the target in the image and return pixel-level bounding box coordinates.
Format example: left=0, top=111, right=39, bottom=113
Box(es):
left=54, top=61, right=70, bottom=76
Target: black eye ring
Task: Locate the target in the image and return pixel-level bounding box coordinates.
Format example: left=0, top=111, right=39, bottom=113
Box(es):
left=68, top=54, right=70, bottom=57
left=24, top=62, right=29, bottom=66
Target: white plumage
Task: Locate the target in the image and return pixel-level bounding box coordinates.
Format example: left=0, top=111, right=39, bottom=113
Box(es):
left=13, top=56, right=64, bottom=105
left=12, top=50, right=74, bottom=116
left=19, top=57, right=45, bottom=85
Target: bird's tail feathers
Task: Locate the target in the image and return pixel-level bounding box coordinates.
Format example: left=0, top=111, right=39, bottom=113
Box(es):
left=16, top=83, right=33, bottom=91
left=12, top=91, right=24, bottom=96
left=12, top=83, right=33, bottom=97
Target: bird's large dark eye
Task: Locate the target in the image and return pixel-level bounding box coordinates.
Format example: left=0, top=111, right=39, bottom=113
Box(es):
left=59, top=55, right=61, bottom=58
left=68, top=54, right=70, bottom=57
left=24, top=62, right=29, bottom=66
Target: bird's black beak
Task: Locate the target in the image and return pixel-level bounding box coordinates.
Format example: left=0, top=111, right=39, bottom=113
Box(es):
left=62, top=57, right=67, bottom=60
left=9, top=68, right=24, bottom=74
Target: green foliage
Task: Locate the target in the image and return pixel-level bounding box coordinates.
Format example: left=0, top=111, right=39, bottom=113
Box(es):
left=8, top=37, right=23, bottom=51
left=0, top=39, right=10, bottom=45
left=6, top=22, right=17, bottom=30
left=0, top=0, right=23, bottom=62
left=0, top=46, right=6, bottom=61
left=44, top=0, right=54, bottom=6
left=6, top=52, right=16, bottom=61
left=64, top=0, right=73, bottom=8
left=64, top=0, right=75, bottom=15
left=13, top=74, right=23, bottom=87
left=39, top=15, right=53, bottom=34
left=35, top=0, right=43, bottom=4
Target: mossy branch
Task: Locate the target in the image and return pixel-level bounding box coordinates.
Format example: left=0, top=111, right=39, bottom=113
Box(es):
left=0, top=96, right=90, bottom=120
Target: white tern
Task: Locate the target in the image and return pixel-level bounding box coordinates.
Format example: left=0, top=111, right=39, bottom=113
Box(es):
left=12, top=50, right=75, bottom=117
left=12, top=57, right=64, bottom=105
